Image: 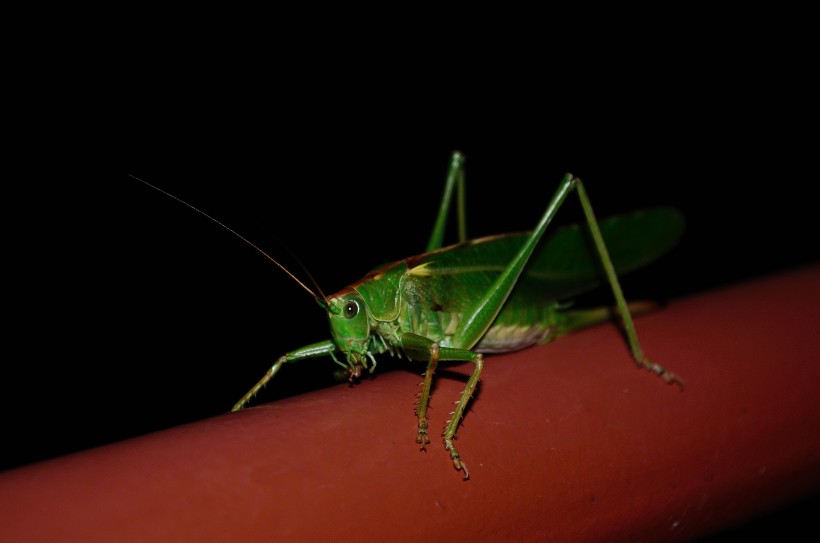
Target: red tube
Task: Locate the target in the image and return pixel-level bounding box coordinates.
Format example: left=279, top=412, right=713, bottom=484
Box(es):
left=2, top=265, right=819, bottom=542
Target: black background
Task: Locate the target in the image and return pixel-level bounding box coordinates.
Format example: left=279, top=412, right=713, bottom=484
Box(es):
left=4, top=54, right=818, bottom=540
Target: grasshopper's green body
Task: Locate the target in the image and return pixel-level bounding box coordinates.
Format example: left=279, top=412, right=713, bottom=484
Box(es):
left=228, top=152, right=685, bottom=480
left=353, top=210, right=683, bottom=355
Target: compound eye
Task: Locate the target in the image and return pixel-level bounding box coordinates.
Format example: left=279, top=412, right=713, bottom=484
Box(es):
left=343, top=300, right=359, bottom=319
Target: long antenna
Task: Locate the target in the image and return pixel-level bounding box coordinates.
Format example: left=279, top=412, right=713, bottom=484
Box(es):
left=129, top=174, right=327, bottom=305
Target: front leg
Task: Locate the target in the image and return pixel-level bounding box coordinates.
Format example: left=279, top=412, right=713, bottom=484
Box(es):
left=231, top=340, right=338, bottom=411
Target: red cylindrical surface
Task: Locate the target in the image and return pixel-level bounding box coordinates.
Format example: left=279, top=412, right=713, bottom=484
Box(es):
left=2, top=265, right=819, bottom=542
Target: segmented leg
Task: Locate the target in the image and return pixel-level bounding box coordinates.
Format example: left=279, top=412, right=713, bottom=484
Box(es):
left=573, top=180, right=685, bottom=389
left=232, top=356, right=286, bottom=411
left=415, top=343, right=439, bottom=450
left=442, top=353, right=483, bottom=480
left=401, top=333, right=482, bottom=479
left=426, top=151, right=467, bottom=251
left=231, top=340, right=338, bottom=411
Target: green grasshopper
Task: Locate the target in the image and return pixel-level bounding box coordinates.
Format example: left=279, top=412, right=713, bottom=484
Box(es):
left=135, top=152, right=684, bottom=480
left=230, top=152, right=684, bottom=480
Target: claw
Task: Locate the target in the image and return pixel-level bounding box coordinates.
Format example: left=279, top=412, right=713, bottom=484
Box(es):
left=452, top=456, right=470, bottom=480
left=416, top=432, right=431, bottom=450
left=642, top=357, right=685, bottom=390
left=444, top=438, right=470, bottom=480
left=652, top=361, right=685, bottom=390
left=664, top=371, right=686, bottom=390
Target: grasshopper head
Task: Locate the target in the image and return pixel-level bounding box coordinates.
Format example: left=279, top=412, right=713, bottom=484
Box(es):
left=327, top=290, right=371, bottom=377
